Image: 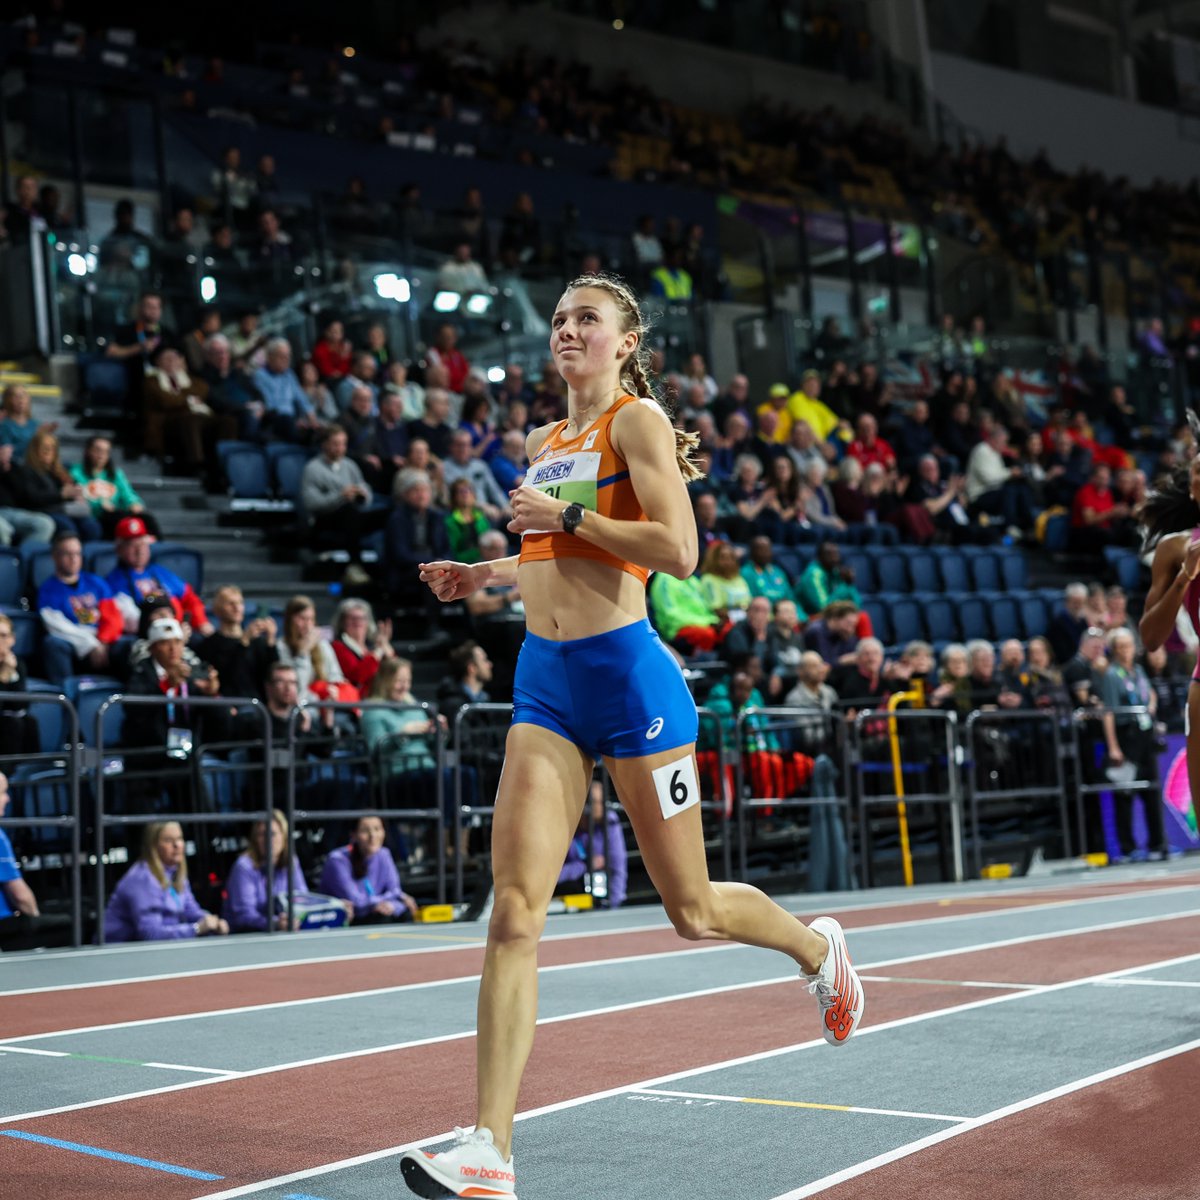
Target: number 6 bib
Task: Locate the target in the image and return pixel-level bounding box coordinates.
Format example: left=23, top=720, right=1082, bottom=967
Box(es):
left=652, top=754, right=701, bottom=821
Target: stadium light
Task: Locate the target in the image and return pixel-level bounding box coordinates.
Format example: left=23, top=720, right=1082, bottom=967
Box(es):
left=66, top=253, right=88, bottom=277
left=433, top=290, right=461, bottom=312
left=373, top=273, right=411, bottom=302
left=487, top=365, right=505, bottom=383
left=464, top=292, right=492, bottom=316
left=200, top=275, right=218, bottom=303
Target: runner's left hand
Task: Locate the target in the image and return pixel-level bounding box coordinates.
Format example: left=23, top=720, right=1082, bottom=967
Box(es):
left=507, top=485, right=568, bottom=535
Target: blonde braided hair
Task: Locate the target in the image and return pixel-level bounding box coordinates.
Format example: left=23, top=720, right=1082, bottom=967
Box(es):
left=562, top=272, right=704, bottom=482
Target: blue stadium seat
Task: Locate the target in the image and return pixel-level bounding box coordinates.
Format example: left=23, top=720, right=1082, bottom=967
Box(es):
left=970, top=552, right=1002, bottom=591
left=22, top=679, right=67, bottom=752
left=937, top=553, right=970, bottom=592
left=907, top=553, right=940, bottom=593
left=842, top=552, right=875, bottom=593
left=81, top=360, right=130, bottom=417
left=772, top=547, right=801, bottom=582
left=987, top=595, right=1022, bottom=641
left=25, top=547, right=55, bottom=595
left=266, top=442, right=312, bottom=470
left=949, top=593, right=990, bottom=641
left=2, top=608, right=38, bottom=659
left=7, top=763, right=72, bottom=852
left=913, top=593, right=956, bottom=642
left=87, top=548, right=118, bottom=580
left=1000, top=552, right=1027, bottom=590
left=1016, top=593, right=1049, bottom=639
left=890, top=598, right=924, bottom=645
left=225, top=448, right=270, bottom=499
left=1103, top=549, right=1143, bottom=593
left=217, top=439, right=259, bottom=467
left=0, top=549, right=21, bottom=606
left=154, top=543, right=204, bottom=592
left=272, top=449, right=310, bottom=501
left=1042, top=513, right=1070, bottom=552
left=862, top=599, right=891, bottom=645
left=875, top=553, right=909, bottom=593
left=74, top=680, right=125, bottom=750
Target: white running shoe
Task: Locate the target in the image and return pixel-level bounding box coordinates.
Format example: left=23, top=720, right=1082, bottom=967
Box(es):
left=400, top=1126, right=517, bottom=1198
left=803, top=916, right=865, bottom=1045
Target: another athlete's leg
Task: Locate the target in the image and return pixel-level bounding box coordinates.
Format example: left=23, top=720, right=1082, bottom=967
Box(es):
left=476, top=723, right=593, bottom=1158
left=1186, top=685, right=1200, bottom=842
left=605, top=745, right=825, bottom=970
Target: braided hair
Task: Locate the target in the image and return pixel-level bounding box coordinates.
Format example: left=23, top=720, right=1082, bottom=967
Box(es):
left=561, top=272, right=704, bottom=482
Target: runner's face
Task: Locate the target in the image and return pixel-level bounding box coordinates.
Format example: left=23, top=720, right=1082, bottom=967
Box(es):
left=550, top=288, right=630, bottom=384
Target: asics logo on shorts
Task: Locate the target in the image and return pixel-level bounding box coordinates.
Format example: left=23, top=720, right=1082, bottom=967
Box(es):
left=645, top=717, right=664, bottom=740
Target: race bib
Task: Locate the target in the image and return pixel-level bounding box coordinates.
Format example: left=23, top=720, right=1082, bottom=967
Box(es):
left=523, top=450, right=600, bottom=535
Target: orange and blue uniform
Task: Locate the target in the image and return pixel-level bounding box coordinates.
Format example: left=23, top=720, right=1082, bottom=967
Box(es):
left=513, top=394, right=698, bottom=759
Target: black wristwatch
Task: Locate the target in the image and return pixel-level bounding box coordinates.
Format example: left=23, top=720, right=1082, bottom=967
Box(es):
left=561, top=502, right=585, bottom=535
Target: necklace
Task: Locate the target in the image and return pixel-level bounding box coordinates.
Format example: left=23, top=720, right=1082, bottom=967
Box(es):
left=565, top=387, right=622, bottom=433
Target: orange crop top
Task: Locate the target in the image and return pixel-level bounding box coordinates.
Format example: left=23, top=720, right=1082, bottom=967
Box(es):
left=517, top=394, right=650, bottom=585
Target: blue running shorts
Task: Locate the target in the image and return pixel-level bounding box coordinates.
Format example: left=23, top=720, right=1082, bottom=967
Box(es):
left=512, top=619, right=698, bottom=759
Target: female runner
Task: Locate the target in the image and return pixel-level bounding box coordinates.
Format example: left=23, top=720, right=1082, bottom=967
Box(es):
left=402, top=274, right=864, bottom=1199
left=1139, top=451, right=1200, bottom=805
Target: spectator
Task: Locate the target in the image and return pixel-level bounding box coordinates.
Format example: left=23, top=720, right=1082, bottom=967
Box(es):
left=846, top=413, right=896, bottom=471
left=830, top=637, right=890, bottom=708
left=804, top=600, right=861, bottom=667
left=13, top=430, right=101, bottom=542
left=385, top=469, right=449, bottom=605
left=319, top=815, right=417, bottom=924
left=1071, top=463, right=1138, bottom=553
left=648, top=570, right=724, bottom=653
left=104, top=821, right=229, bottom=942
left=760, top=456, right=806, bottom=538
left=181, top=307, right=222, bottom=376
left=649, top=246, right=694, bottom=303
left=104, top=291, right=173, bottom=399
left=426, top=324, right=471, bottom=395
left=1144, top=646, right=1184, bottom=729
left=380, top=361, right=424, bottom=423
left=1062, top=627, right=1108, bottom=708
left=337, top=385, right=378, bottom=463
left=407, top=388, right=455, bottom=461
left=786, top=372, right=841, bottom=442
left=1048, top=583, right=1090, bottom=666
left=142, top=346, right=221, bottom=472
left=274, top=595, right=348, bottom=705
left=904, top=455, right=972, bottom=541
left=721, top=594, right=773, bottom=671
left=37, top=532, right=123, bottom=682
left=202, top=335, right=266, bottom=438
left=930, top=643, right=973, bottom=717
left=740, top=536, right=795, bottom=607
left=299, top=426, right=373, bottom=585
left=693, top=491, right=731, bottom=556
left=965, top=425, right=1035, bottom=534
left=712, top=374, right=750, bottom=434
left=3, top=174, right=40, bottom=239
left=490, top=429, right=528, bottom=493
left=786, top=649, right=838, bottom=709
left=69, top=436, right=158, bottom=538
left=786, top=419, right=828, bottom=478
left=126, top=593, right=197, bottom=673
left=98, top=197, right=153, bottom=270
left=360, top=653, right=443, bottom=789
left=436, top=641, right=493, bottom=720
left=0, top=613, right=37, bottom=758
left=894, top=399, right=936, bottom=470
left=331, top=599, right=395, bottom=694
left=229, top=309, right=267, bottom=371
left=800, top=460, right=844, bottom=533
left=444, top=479, right=493, bottom=564
left=631, top=214, right=664, bottom=269
left=253, top=208, right=293, bottom=276
left=1025, top=636, right=1070, bottom=713
left=105, top=515, right=210, bottom=635
left=211, top=145, right=254, bottom=216
left=464, top=530, right=523, bottom=624
left=437, top=242, right=490, bottom=294
left=0, top=771, right=72, bottom=950
left=558, top=781, right=628, bottom=909
left=1098, top=628, right=1166, bottom=860
left=365, top=324, right=392, bottom=372
left=336, top=352, right=381, bottom=413
left=830, top=456, right=871, bottom=526
left=997, top=639, right=1030, bottom=697
left=965, top=640, right=1024, bottom=711
left=360, top=390, right=409, bottom=493
left=0, top=442, right=56, bottom=546
left=0, top=383, right=56, bottom=461
left=199, top=585, right=277, bottom=701
left=699, top=541, right=751, bottom=620
left=311, top=318, right=354, bottom=382
left=223, top=809, right=307, bottom=933
left=459, top=392, right=496, bottom=458
left=797, top=541, right=860, bottom=617
left=253, top=339, right=322, bottom=443
left=442, top=429, right=509, bottom=521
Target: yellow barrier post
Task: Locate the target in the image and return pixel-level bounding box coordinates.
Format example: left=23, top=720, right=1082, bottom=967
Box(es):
left=885, top=686, right=924, bottom=887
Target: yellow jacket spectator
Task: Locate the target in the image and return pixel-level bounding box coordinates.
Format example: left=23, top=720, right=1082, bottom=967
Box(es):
left=787, top=372, right=840, bottom=442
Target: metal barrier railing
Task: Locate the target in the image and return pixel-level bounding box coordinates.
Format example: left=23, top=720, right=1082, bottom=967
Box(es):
left=285, top=698, right=448, bottom=910
left=732, top=707, right=849, bottom=886
left=694, top=706, right=733, bottom=883
left=964, top=708, right=1071, bottom=878
left=1070, top=705, right=1161, bottom=859
left=450, top=702, right=512, bottom=906
left=93, top=694, right=274, bottom=945
left=849, top=707, right=963, bottom=887
left=0, top=691, right=83, bottom=947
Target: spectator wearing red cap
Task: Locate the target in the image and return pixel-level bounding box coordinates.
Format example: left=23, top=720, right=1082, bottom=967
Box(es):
left=37, top=531, right=124, bottom=683
left=105, top=517, right=212, bottom=637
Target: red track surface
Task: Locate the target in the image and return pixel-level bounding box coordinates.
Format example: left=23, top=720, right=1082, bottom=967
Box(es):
left=818, top=1049, right=1200, bottom=1200
left=6, top=912, right=1199, bottom=1200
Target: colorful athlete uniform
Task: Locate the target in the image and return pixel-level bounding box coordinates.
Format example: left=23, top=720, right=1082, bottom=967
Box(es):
left=513, top=395, right=698, bottom=759
left=1184, top=529, right=1200, bottom=684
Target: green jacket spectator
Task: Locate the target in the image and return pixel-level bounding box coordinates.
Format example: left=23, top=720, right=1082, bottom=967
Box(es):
left=649, top=572, right=719, bottom=643
left=797, top=541, right=862, bottom=616
left=703, top=674, right=780, bottom=753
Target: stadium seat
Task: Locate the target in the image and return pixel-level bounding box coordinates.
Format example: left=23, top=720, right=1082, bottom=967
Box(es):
left=1042, top=512, right=1070, bottom=552
left=950, top=593, right=990, bottom=641
left=1016, top=593, right=1049, bottom=639
left=861, top=598, right=892, bottom=645
left=772, top=547, right=802, bottom=582
left=272, top=449, right=310, bottom=501
left=1103, top=548, right=1143, bottom=592
left=217, top=439, right=259, bottom=466
left=986, top=595, right=1022, bottom=641
left=1000, top=552, right=1027, bottom=590
left=890, top=597, right=924, bottom=645
left=0, top=549, right=21, bottom=607
left=2, top=608, right=38, bottom=659
left=874, top=552, right=909, bottom=593
left=225, top=448, right=270, bottom=500
left=87, top=548, right=118, bottom=579
left=969, top=553, right=1002, bottom=592
left=22, top=679, right=67, bottom=752
left=907, top=552, right=940, bottom=593
left=25, top=547, right=55, bottom=595
left=914, top=593, right=956, bottom=642
left=937, top=553, right=970, bottom=592
left=153, top=543, right=204, bottom=592
left=73, top=680, right=125, bottom=750
left=842, top=552, right=875, bottom=593
left=7, top=764, right=72, bottom=853
left=81, top=359, right=130, bottom=420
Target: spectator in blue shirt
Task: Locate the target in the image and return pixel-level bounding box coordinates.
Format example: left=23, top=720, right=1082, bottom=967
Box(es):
left=0, top=771, right=72, bottom=950
left=490, top=429, right=528, bottom=493
left=252, top=339, right=322, bottom=443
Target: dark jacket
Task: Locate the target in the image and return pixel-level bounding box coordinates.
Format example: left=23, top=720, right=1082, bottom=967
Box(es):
left=385, top=503, right=449, bottom=593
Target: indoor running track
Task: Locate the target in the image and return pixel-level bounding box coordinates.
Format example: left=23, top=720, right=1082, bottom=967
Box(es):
left=3, top=863, right=1199, bottom=1200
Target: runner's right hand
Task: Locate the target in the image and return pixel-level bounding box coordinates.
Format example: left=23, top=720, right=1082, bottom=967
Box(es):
left=419, top=560, right=481, bottom=602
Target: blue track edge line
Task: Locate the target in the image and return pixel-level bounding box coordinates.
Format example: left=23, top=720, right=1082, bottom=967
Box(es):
left=0, top=1130, right=224, bottom=1180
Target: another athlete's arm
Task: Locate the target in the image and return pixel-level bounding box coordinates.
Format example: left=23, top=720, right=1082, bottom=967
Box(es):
left=1139, top=535, right=1200, bottom=651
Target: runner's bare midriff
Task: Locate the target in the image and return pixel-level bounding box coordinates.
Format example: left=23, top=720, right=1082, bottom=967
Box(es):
left=518, top=556, right=648, bottom=641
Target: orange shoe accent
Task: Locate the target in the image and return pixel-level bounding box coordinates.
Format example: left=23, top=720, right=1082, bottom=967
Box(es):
left=460, top=1189, right=513, bottom=1197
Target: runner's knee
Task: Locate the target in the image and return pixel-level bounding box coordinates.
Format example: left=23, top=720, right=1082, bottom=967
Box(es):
left=665, top=893, right=721, bottom=942
left=487, top=885, right=547, bottom=949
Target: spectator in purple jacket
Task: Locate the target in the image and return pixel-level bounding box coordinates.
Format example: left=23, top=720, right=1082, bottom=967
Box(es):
left=318, top=815, right=417, bottom=924
left=557, top=781, right=627, bottom=909
left=224, top=808, right=307, bottom=932
left=104, top=821, right=229, bottom=941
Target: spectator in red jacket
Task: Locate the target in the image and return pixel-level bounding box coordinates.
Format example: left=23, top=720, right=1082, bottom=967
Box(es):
left=426, top=323, right=470, bottom=394
left=1071, top=463, right=1138, bottom=553
left=105, top=516, right=212, bottom=637
left=846, top=413, right=896, bottom=471
left=311, top=317, right=354, bottom=383
left=330, top=599, right=395, bottom=692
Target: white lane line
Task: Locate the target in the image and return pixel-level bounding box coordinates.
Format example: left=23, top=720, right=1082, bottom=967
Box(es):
left=7, top=903, right=1200, bottom=1048
left=630, top=1088, right=969, bottom=1123
left=188, top=946, right=1200, bottom=1200
left=1095, top=977, right=1200, bottom=989
left=0, top=1046, right=67, bottom=1058
left=0, top=1045, right=236, bottom=1075
left=6, top=875, right=1197, bottom=998
left=859, top=976, right=1043, bottom=990
left=767, top=1036, right=1200, bottom=1199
